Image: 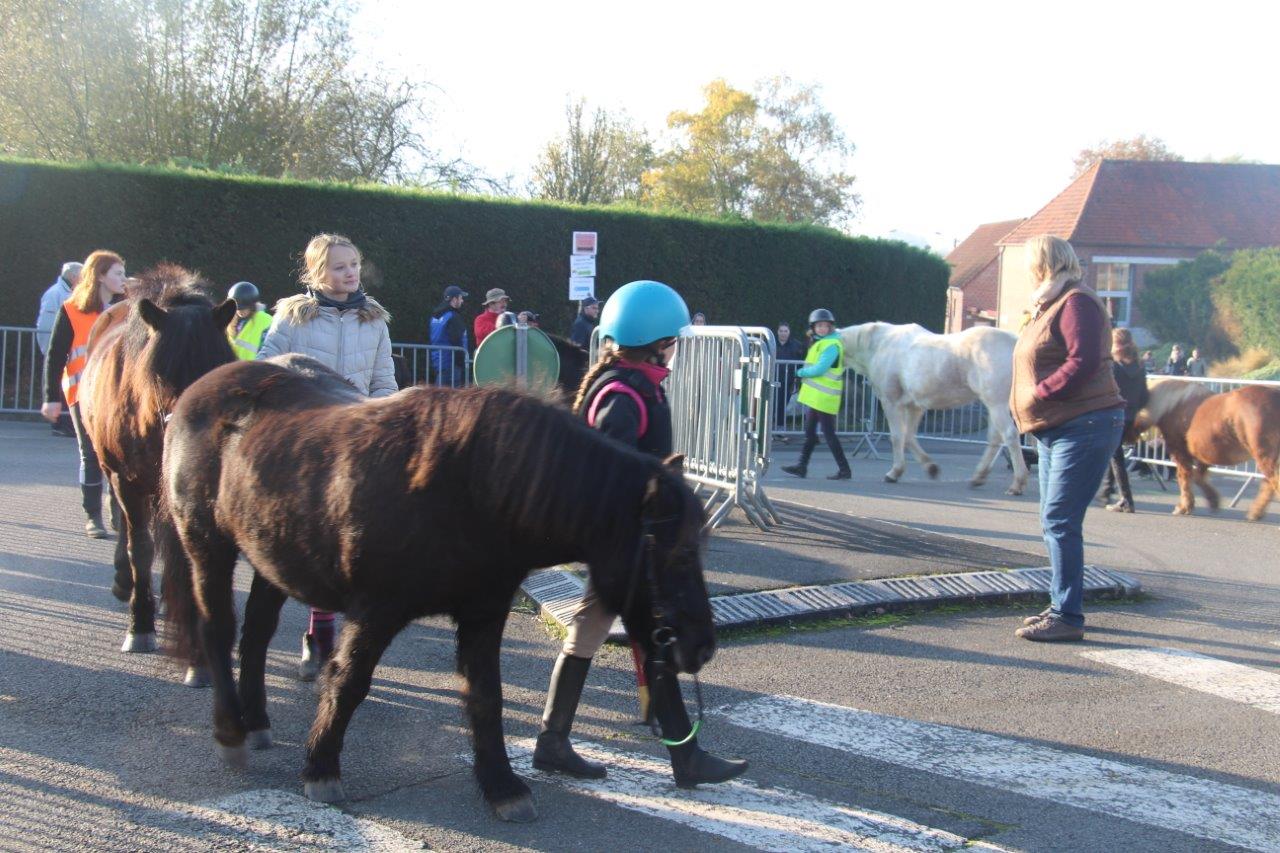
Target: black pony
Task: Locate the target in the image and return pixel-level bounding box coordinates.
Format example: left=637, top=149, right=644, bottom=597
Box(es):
left=161, top=356, right=714, bottom=822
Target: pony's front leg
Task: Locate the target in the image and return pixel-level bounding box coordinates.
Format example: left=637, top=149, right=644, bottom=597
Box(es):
left=303, top=603, right=407, bottom=803
left=1172, top=455, right=1196, bottom=515
left=238, top=571, right=286, bottom=749
left=1194, top=463, right=1220, bottom=512
left=456, top=611, right=535, bottom=823
left=116, top=484, right=157, bottom=653
left=882, top=403, right=908, bottom=482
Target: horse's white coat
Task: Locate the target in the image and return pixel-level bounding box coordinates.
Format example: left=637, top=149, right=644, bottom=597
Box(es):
left=508, top=739, right=997, bottom=852
left=720, top=695, right=1280, bottom=853
left=1082, top=646, right=1280, bottom=715
left=840, top=323, right=1028, bottom=493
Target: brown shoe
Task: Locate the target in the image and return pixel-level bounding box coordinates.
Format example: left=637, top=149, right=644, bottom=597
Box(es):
left=1015, top=615, right=1084, bottom=642
left=1022, top=607, right=1053, bottom=626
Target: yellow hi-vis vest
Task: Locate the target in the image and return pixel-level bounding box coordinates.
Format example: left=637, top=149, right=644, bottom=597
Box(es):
left=796, top=335, right=844, bottom=415
left=229, top=310, right=272, bottom=360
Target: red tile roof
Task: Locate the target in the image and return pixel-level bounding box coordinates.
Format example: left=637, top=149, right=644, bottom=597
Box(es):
left=1001, top=160, right=1280, bottom=249
left=946, top=219, right=1024, bottom=288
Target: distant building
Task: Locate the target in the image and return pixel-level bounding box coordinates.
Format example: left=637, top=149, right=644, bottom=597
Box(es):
left=993, top=160, right=1280, bottom=344
left=945, top=218, right=1023, bottom=333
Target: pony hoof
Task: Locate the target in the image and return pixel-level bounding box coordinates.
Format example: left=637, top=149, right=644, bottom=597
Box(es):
left=925, top=464, right=940, bottom=479
left=121, top=632, right=157, bottom=653
left=304, top=778, right=346, bottom=803
left=1006, top=486, right=1025, bottom=496
left=969, top=478, right=986, bottom=489
left=491, top=793, right=538, bottom=823
left=110, top=582, right=131, bottom=603
left=183, top=666, right=211, bottom=688
left=246, top=729, right=272, bottom=750
left=216, top=743, right=248, bottom=770
left=883, top=473, right=899, bottom=483
left=1172, top=507, right=1191, bottom=516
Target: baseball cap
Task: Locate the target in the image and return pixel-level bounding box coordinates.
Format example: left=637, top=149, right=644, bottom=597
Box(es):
left=444, top=285, right=468, bottom=298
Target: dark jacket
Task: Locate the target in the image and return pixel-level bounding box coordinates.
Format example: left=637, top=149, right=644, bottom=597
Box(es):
left=430, top=300, right=469, bottom=351
left=1111, top=360, right=1149, bottom=422
left=569, top=312, right=597, bottom=349
left=776, top=337, right=805, bottom=361
left=582, top=364, right=673, bottom=457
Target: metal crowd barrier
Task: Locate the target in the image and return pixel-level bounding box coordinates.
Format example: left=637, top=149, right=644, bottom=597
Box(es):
left=668, top=326, right=780, bottom=531
left=1, top=326, right=471, bottom=412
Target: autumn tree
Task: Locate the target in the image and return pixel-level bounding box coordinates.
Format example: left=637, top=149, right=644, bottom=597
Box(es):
left=0, top=0, right=494, bottom=187
left=641, top=77, right=858, bottom=226
left=529, top=99, right=652, bottom=204
left=1072, top=134, right=1182, bottom=177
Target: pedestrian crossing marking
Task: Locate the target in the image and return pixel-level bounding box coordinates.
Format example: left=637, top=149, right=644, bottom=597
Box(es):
left=718, top=695, right=1280, bottom=853
left=509, top=739, right=1007, bottom=852
left=1082, top=646, right=1280, bottom=715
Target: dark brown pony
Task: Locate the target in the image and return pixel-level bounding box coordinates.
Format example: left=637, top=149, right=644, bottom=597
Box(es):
left=161, top=357, right=714, bottom=822
left=1132, top=380, right=1280, bottom=521
left=80, top=264, right=236, bottom=655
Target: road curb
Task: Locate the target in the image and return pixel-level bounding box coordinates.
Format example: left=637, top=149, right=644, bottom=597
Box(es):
left=520, top=565, right=1141, bottom=640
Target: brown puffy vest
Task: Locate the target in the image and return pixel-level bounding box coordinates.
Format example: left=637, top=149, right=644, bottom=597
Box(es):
left=1010, top=285, right=1124, bottom=434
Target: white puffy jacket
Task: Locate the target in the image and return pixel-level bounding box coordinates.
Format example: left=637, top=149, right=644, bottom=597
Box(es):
left=258, top=293, right=397, bottom=398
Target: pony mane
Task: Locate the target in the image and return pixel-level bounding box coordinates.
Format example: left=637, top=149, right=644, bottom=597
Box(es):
left=1143, top=379, right=1212, bottom=422
left=403, top=385, right=670, bottom=545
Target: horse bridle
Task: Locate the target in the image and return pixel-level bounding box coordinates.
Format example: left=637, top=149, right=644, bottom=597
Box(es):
left=622, top=515, right=705, bottom=745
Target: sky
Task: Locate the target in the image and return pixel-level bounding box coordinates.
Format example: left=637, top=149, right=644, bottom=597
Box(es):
left=351, top=0, right=1279, bottom=255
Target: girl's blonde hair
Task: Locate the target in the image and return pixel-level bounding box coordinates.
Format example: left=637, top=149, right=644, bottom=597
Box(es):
left=1024, top=235, right=1081, bottom=283
left=1111, top=328, right=1139, bottom=365
left=300, top=233, right=361, bottom=290
left=73, top=250, right=125, bottom=313
left=572, top=340, right=666, bottom=416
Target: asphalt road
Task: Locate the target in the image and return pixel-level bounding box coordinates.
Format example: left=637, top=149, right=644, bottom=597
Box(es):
left=1, top=421, right=1277, bottom=852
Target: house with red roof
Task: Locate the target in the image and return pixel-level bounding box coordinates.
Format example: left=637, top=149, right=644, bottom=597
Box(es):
left=991, top=160, right=1280, bottom=344
left=944, top=218, right=1023, bottom=333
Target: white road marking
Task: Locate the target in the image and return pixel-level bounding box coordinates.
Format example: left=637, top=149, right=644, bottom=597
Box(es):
left=720, top=695, right=1280, bottom=853
left=509, top=739, right=1008, bottom=852
left=1082, top=646, right=1280, bottom=715
left=195, top=789, right=422, bottom=851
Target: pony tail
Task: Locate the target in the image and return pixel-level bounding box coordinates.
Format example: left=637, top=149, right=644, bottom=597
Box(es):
left=572, top=345, right=622, bottom=416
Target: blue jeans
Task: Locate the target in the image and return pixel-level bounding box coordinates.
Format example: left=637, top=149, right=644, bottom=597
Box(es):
left=1034, top=408, right=1123, bottom=627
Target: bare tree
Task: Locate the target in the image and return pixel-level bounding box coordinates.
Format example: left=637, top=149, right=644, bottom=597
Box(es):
left=530, top=99, right=653, bottom=204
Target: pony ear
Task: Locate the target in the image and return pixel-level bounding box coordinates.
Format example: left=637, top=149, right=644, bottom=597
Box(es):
left=214, top=298, right=238, bottom=329
left=662, top=453, right=685, bottom=475
left=138, top=298, right=166, bottom=331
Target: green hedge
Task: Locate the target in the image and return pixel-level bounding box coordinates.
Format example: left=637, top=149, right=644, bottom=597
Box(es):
left=1216, top=247, right=1280, bottom=358
left=0, top=158, right=947, bottom=342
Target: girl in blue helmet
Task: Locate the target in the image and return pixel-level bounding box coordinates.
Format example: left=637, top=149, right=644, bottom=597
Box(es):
left=533, top=280, right=748, bottom=788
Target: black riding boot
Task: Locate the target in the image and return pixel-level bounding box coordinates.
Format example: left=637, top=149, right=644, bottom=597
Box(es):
left=532, top=654, right=607, bottom=779
left=648, top=661, right=747, bottom=788
left=82, top=482, right=107, bottom=539
left=824, top=430, right=851, bottom=479
left=782, top=440, right=815, bottom=478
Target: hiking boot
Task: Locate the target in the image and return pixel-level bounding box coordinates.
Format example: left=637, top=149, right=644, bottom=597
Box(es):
left=1015, top=615, right=1084, bottom=642
left=827, top=469, right=852, bottom=480
left=1022, top=607, right=1053, bottom=626
left=781, top=464, right=807, bottom=478
left=1106, top=501, right=1134, bottom=513
left=85, top=515, right=109, bottom=539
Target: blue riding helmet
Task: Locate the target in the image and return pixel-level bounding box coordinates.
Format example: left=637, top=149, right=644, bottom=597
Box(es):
left=598, top=280, right=692, bottom=346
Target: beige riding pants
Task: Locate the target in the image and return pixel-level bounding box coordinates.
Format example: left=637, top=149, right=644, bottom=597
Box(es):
left=562, top=579, right=616, bottom=659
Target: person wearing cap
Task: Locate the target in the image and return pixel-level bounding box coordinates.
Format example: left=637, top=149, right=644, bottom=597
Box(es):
left=226, top=281, right=272, bottom=360
left=781, top=308, right=851, bottom=480
left=533, top=279, right=748, bottom=790
left=429, top=284, right=470, bottom=387
left=36, top=261, right=83, bottom=437
left=569, top=296, right=599, bottom=348
left=473, top=287, right=510, bottom=346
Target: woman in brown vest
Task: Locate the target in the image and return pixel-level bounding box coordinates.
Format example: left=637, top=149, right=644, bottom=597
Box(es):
left=1010, top=236, right=1125, bottom=642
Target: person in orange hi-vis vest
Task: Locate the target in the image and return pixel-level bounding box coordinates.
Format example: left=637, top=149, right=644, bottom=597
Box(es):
left=41, top=250, right=128, bottom=538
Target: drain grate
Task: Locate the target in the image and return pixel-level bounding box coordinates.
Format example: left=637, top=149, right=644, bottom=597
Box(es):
left=519, top=565, right=1141, bottom=640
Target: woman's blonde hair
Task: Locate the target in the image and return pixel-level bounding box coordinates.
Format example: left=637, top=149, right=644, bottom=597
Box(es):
left=73, top=250, right=125, bottom=313
left=299, top=233, right=361, bottom=290
left=1025, top=235, right=1081, bottom=283
left=1111, top=328, right=1139, bottom=365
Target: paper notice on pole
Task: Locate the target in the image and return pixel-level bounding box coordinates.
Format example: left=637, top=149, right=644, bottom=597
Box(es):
left=572, top=232, right=597, bottom=255
left=570, top=255, right=596, bottom=278
left=570, top=277, right=595, bottom=300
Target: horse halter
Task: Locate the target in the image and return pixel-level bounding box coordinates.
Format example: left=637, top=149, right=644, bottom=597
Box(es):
left=622, top=515, right=705, bottom=745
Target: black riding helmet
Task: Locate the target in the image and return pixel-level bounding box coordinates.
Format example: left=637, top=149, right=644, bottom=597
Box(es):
left=228, top=281, right=259, bottom=309
left=808, top=308, right=835, bottom=328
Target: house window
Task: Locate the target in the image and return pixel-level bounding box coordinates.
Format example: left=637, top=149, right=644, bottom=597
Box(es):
left=1095, top=262, right=1132, bottom=326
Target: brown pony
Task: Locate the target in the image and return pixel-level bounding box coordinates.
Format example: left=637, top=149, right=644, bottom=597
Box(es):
left=161, top=356, right=715, bottom=822
left=79, top=264, right=236, bottom=655
left=1132, top=380, right=1280, bottom=521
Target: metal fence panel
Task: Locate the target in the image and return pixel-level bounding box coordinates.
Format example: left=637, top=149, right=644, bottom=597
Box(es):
left=1, top=327, right=43, bottom=414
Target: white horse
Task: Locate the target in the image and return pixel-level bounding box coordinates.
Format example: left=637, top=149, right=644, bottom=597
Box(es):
left=840, top=322, right=1029, bottom=495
